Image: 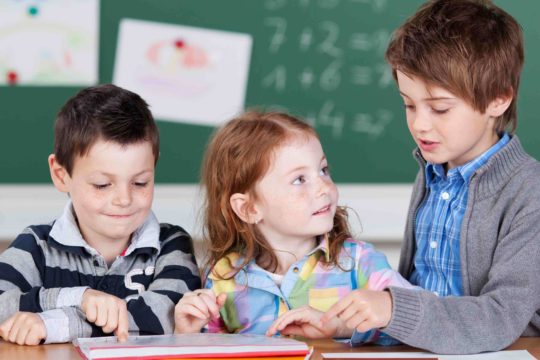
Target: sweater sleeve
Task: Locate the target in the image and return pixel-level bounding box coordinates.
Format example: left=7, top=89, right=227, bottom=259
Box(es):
left=124, top=226, right=201, bottom=335
left=0, top=231, right=50, bottom=321
left=385, top=210, right=540, bottom=354
left=46, top=227, right=202, bottom=341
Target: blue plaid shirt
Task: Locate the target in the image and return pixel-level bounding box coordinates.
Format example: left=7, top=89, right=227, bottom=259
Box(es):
left=410, top=134, right=510, bottom=296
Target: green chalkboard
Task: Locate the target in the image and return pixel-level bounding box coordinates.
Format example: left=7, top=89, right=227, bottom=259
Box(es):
left=1, top=0, right=539, bottom=183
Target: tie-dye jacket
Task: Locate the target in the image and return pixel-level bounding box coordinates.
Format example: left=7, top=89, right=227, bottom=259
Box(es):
left=205, top=237, right=413, bottom=343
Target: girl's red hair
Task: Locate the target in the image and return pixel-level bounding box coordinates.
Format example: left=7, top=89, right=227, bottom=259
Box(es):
left=201, top=111, right=351, bottom=279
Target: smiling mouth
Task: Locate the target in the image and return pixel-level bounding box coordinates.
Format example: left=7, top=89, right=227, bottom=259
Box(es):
left=107, top=214, right=133, bottom=218
left=313, top=205, right=331, bottom=215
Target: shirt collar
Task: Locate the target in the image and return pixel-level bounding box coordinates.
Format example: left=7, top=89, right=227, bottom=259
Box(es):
left=49, top=201, right=160, bottom=256
left=208, top=235, right=330, bottom=281
left=309, top=234, right=330, bottom=262
left=424, top=133, right=510, bottom=187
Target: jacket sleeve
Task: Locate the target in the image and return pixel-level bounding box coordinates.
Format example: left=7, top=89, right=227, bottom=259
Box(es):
left=385, top=209, right=540, bottom=354
left=123, top=226, right=202, bottom=335
left=354, top=241, right=414, bottom=291
left=204, top=278, right=230, bottom=333
left=350, top=241, right=415, bottom=346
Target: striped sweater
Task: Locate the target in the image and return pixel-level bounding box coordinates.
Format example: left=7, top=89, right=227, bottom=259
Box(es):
left=0, top=203, right=201, bottom=343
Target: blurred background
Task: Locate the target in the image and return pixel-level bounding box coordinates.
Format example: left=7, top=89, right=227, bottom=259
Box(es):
left=1, top=0, right=538, bottom=267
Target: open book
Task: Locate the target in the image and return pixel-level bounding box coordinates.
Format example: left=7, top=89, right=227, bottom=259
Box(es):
left=73, top=333, right=311, bottom=360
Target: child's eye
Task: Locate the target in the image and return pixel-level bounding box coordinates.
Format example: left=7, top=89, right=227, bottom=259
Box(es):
left=134, top=182, right=149, bottom=187
left=292, top=176, right=306, bottom=185
left=432, top=108, right=449, bottom=115
left=93, top=184, right=110, bottom=190
left=404, top=104, right=415, bottom=111
left=320, top=166, right=330, bottom=176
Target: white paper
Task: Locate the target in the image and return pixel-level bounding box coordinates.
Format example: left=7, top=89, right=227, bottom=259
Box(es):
left=0, top=0, right=99, bottom=86
left=113, top=18, right=252, bottom=125
left=322, top=350, right=536, bottom=359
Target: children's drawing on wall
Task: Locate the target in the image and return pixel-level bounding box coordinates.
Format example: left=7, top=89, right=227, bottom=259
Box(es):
left=113, top=19, right=252, bottom=126
left=0, top=0, right=99, bottom=86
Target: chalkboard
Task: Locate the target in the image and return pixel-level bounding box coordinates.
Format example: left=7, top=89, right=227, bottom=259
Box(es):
left=1, top=0, right=539, bottom=183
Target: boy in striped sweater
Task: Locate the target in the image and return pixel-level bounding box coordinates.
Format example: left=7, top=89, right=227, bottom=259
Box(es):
left=0, top=84, right=201, bottom=345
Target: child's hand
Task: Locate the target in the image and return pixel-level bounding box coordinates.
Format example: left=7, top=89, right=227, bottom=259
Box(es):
left=321, top=289, right=392, bottom=333
left=266, top=305, right=352, bottom=339
left=81, top=289, right=129, bottom=342
left=174, top=289, right=227, bottom=334
left=0, top=312, right=47, bottom=345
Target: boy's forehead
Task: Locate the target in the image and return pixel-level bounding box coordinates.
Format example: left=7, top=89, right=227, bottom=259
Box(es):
left=71, top=139, right=155, bottom=174
left=397, top=71, right=455, bottom=100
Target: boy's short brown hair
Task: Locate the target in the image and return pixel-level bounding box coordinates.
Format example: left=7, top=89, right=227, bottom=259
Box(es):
left=53, top=84, right=159, bottom=175
left=385, top=0, right=524, bottom=133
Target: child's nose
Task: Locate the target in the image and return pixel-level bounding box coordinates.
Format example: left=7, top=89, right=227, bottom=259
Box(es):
left=113, top=186, right=132, bottom=206
left=317, top=177, right=332, bottom=196
left=411, top=111, right=432, bottom=132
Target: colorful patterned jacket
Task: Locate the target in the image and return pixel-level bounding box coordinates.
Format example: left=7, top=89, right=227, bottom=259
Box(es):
left=206, top=237, right=413, bottom=343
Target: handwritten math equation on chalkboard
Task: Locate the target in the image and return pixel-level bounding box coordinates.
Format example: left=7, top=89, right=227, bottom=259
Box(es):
left=258, top=0, right=397, bottom=140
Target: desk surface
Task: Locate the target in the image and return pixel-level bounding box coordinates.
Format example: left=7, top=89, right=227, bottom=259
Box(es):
left=0, top=337, right=539, bottom=359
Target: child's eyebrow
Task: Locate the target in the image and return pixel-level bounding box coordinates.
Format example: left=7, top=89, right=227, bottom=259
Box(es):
left=95, top=169, right=154, bottom=177
left=399, top=91, right=455, bottom=102
left=285, top=156, right=327, bottom=175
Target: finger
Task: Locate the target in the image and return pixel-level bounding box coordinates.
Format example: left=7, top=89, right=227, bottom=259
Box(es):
left=24, top=328, right=41, bottom=346
left=266, top=319, right=281, bottom=336
left=95, top=304, right=109, bottom=327
left=17, top=329, right=31, bottom=345
left=322, top=295, right=354, bottom=323
left=280, top=324, right=304, bottom=335
left=280, top=324, right=311, bottom=337
left=0, top=315, right=15, bottom=339
left=197, top=293, right=221, bottom=319
left=274, top=312, right=303, bottom=332
left=85, top=303, right=98, bottom=323
left=191, top=296, right=215, bottom=318
left=216, top=293, right=227, bottom=308
left=345, top=312, right=369, bottom=331
left=266, top=312, right=293, bottom=336
left=13, top=320, right=30, bottom=345
left=115, top=305, right=129, bottom=342
left=7, top=315, right=23, bottom=343
left=266, top=309, right=305, bottom=336
left=336, top=302, right=365, bottom=323
left=102, top=306, right=118, bottom=334
left=181, top=303, right=211, bottom=321
left=191, top=289, right=215, bottom=299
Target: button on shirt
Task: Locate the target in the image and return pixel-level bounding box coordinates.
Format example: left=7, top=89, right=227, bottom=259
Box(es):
left=410, top=134, right=510, bottom=296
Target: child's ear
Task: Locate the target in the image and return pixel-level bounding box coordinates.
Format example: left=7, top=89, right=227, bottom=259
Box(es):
left=486, top=91, right=513, bottom=118
left=230, top=193, right=260, bottom=224
left=48, top=154, right=70, bottom=193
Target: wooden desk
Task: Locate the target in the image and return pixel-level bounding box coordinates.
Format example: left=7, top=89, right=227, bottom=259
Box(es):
left=0, top=337, right=539, bottom=359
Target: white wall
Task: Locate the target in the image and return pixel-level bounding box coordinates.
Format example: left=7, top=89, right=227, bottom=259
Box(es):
left=0, top=184, right=412, bottom=268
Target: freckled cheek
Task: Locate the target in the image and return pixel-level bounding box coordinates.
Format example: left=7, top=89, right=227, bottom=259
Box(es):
left=136, top=188, right=154, bottom=208
left=76, top=190, right=108, bottom=207
left=329, top=185, right=339, bottom=204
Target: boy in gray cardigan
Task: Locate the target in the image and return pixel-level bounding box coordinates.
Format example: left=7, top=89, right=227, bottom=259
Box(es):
left=322, top=0, right=540, bottom=354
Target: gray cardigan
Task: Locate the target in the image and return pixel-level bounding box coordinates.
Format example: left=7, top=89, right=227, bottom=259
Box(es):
left=385, top=135, right=540, bottom=354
